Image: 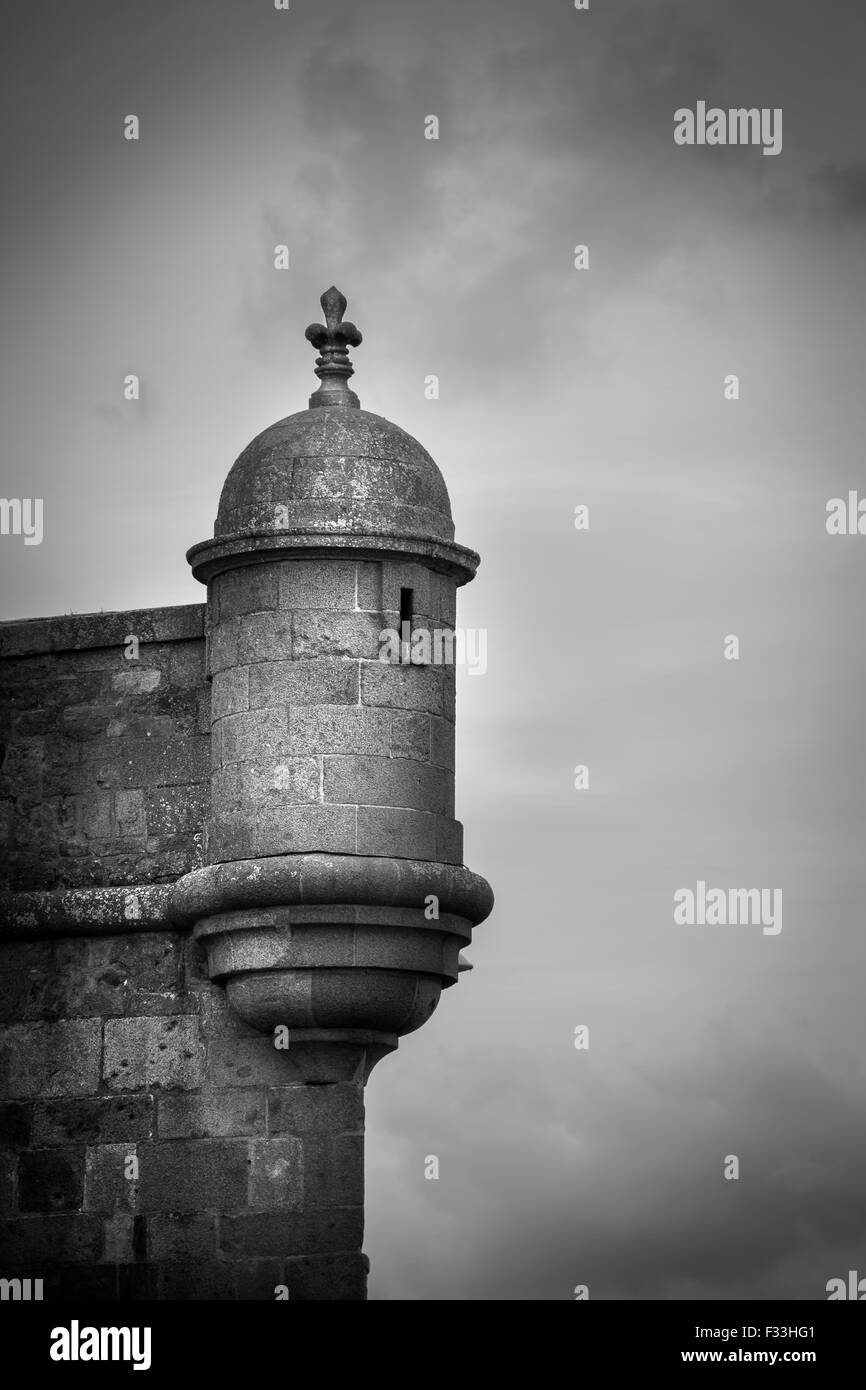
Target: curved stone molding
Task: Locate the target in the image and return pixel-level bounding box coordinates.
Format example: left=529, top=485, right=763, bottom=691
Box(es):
left=0, top=884, right=175, bottom=939
left=194, top=903, right=469, bottom=1034
left=186, top=530, right=480, bottom=586
left=171, top=853, right=494, bottom=927
left=194, top=905, right=471, bottom=982
left=224, top=968, right=442, bottom=1038
left=0, top=856, right=493, bottom=944
left=186, top=861, right=490, bottom=1056
left=249, top=1029, right=399, bottom=1085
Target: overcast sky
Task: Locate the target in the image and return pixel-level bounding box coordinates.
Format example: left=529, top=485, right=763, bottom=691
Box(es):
left=2, top=0, right=866, bottom=1299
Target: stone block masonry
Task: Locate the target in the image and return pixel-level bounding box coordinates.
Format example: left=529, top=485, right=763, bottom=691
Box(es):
left=0, top=927, right=367, bottom=1300
left=0, top=605, right=210, bottom=894
left=0, top=602, right=367, bottom=1298
left=207, top=557, right=460, bottom=866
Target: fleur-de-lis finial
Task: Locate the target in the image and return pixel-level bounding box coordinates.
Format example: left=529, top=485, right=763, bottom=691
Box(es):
left=305, top=287, right=363, bottom=409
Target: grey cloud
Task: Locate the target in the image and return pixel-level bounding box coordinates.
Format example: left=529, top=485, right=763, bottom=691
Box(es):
left=816, top=161, right=866, bottom=220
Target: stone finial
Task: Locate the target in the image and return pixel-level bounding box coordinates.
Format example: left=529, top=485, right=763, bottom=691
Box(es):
left=305, top=286, right=362, bottom=409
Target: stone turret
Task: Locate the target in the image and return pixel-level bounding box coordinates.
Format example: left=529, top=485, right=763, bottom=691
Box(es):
left=184, top=286, right=493, bottom=1076
left=0, top=287, right=492, bottom=1301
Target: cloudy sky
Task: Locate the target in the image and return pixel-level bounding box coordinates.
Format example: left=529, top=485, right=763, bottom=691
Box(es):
left=2, top=0, right=866, bottom=1299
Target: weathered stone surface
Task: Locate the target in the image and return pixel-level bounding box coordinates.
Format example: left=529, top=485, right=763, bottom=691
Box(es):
left=157, top=1089, right=265, bottom=1139
left=356, top=562, right=382, bottom=611
left=211, top=667, right=250, bottom=720
left=288, top=705, right=392, bottom=757
left=90, top=934, right=183, bottom=1013
left=267, top=1083, right=363, bottom=1137
left=214, top=566, right=279, bottom=620
left=169, top=645, right=205, bottom=692
left=279, top=559, right=358, bottom=612
left=0, top=1100, right=31, bottom=1147
left=83, top=1142, right=141, bottom=1213
left=430, top=714, right=456, bottom=770
left=212, top=408, right=455, bottom=544
left=144, top=785, right=208, bottom=840
left=206, top=1037, right=302, bottom=1088
left=217, top=707, right=289, bottom=763
left=435, top=815, right=464, bottom=863
left=432, top=572, right=457, bottom=625
left=115, top=788, right=146, bottom=838
left=205, top=810, right=255, bottom=863
left=214, top=757, right=320, bottom=808
left=0, top=616, right=210, bottom=892
left=249, top=1137, right=303, bottom=1209
left=0, top=605, right=205, bottom=660
left=0, top=888, right=176, bottom=941
left=86, top=1138, right=251, bottom=1214
left=382, top=561, right=432, bottom=616
left=283, top=1250, right=368, bottom=1300
left=147, top=1211, right=217, bottom=1262
left=0, top=1150, right=16, bottom=1212
left=302, top=1134, right=365, bottom=1207
left=234, top=1258, right=284, bottom=1300
left=220, top=1207, right=363, bottom=1258
left=237, top=611, right=294, bottom=664
left=0, top=1214, right=102, bottom=1262
left=208, top=617, right=239, bottom=674
left=32, top=1096, right=154, bottom=1146
left=103, top=1212, right=137, bottom=1262
left=111, top=667, right=162, bottom=696
left=360, top=660, right=454, bottom=718
left=324, top=755, right=453, bottom=815
left=248, top=659, right=359, bottom=709
left=253, top=805, right=357, bottom=858
left=18, top=1147, right=84, bottom=1211
left=391, top=710, right=431, bottom=761
left=102, top=1016, right=205, bottom=1092
left=138, top=1140, right=250, bottom=1212
left=292, top=612, right=382, bottom=661
left=355, top=805, right=438, bottom=861
left=0, top=1020, right=102, bottom=1098
left=196, top=989, right=259, bottom=1039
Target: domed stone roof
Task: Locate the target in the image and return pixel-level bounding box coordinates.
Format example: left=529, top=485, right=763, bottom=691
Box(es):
left=215, top=405, right=455, bottom=544
left=188, top=287, right=478, bottom=584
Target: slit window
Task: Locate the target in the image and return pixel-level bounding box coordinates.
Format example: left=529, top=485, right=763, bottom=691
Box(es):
left=400, top=588, right=413, bottom=664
